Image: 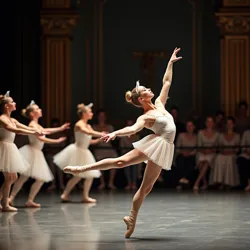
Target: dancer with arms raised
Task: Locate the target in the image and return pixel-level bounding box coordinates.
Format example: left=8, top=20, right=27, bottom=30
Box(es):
left=64, top=48, right=182, bottom=237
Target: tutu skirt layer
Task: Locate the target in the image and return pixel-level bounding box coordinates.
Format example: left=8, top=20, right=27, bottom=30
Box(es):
left=133, top=134, right=174, bottom=170
left=54, top=144, right=101, bottom=178
left=19, top=145, right=54, bottom=182
left=0, top=141, right=29, bottom=174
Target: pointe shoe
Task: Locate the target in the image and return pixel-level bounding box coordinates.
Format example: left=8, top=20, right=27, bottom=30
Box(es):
left=25, top=200, right=41, bottom=208
left=123, top=215, right=136, bottom=238
left=0, top=204, right=2, bottom=211
left=81, top=197, right=97, bottom=203
left=193, top=185, right=199, bottom=191
left=1, top=205, right=18, bottom=212
left=63, top=166, right=83, bottom=174
left=244, top=185, right=250, bottom=192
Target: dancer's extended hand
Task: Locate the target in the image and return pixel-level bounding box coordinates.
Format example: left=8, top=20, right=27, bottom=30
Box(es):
left=34, top=129, right=45, bottom=136
left=101, top=132, right=116, bottom=143
left=170, top=47, right=182, bottom=63
left=60, top=122, right=70, bottom=131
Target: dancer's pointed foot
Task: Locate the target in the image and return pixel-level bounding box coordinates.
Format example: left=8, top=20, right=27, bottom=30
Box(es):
left=123, top=215, right=136, bottom=238
left=0, top=204, right=2, bottom=211
left=244, top=185, right=250, bottom=192
left=60, top=194, right=71, bottom=203
left=25, top=200, right=41, bottom=208
left=63, top=166, right=84, bottom=175
left=81, top=197, right=97, bottom=203
left=1, top=205, right=18, bottom=212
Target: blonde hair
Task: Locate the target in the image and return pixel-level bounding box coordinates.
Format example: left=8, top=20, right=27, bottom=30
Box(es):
left=125, top=87, right=141, bottom=107
left=21, top=104, right=35, bottom=119
left=77, top=103, right=88, bottom=117
left=0, top=94, right=10, bottom=114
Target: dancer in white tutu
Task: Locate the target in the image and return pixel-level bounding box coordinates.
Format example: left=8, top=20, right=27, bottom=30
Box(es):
left=64, top=48, right=182, bottom=238
left=9, top=100, right=69, bottom=208
left=54, top=103, right=105, bottom=203
left=0, top=92, right=44, bottom=212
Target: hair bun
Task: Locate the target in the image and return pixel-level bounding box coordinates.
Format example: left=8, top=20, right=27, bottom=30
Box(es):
left=125, top=91, right=132, bottom=103
left=77, top=103, right=84, bottom=110
left=21, top=108, right=27, bottom=118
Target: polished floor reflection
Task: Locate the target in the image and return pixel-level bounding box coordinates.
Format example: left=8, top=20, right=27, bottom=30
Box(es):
left=0, top=190, right=250, bottom=250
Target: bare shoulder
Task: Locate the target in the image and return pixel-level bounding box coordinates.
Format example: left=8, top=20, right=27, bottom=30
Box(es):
left=0, top=115, right=5, bottom=123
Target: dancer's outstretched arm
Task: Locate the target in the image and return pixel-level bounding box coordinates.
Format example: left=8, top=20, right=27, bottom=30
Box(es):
left=101, top=115, right=152, bottom=143
left=43, top=123, right=70, bottom=134
left=0, top=118, right=43, bottom=136
left=156, top=47, right=182, bottom=106
left=38, top=136, right=66, bottom=144
left=76, top=123, right=105, bottom=138
left=12, top=119, right=40, bottom=132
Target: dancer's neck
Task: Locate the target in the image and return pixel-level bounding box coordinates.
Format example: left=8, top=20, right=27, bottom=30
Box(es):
left=143, top=102, right=156, bottom=113
left=32, top=117, right=39, bottom=123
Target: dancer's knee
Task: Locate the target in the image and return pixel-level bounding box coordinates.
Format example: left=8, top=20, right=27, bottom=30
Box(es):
left=4, top=173, right=17, bottom=183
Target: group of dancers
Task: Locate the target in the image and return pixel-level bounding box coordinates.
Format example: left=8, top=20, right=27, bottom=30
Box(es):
left=0, top=48, right=182, bottom=238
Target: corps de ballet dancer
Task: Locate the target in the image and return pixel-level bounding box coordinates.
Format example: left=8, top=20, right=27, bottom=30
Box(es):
left=9, top=100, right=70, bottom=208
left=0, top=92, right=44, bottom=212
left=54, top=103, right=106, bottom=203
left=64, top=48, right=182, bottom=237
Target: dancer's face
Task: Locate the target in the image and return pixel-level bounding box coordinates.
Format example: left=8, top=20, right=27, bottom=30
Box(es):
left=31, top=105, right=42, bottom=118
left=137, top=86, right=154, bottom=104
left=5, top=97, right=16, bottom=112
left=186, top=121, right=195, bottom=133
left=84, top=107, right=93, bottom=121
left=205, top=117, right=214, bottom=129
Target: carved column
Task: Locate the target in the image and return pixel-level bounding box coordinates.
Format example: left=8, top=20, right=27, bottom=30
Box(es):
left=40, top=1, right=79, bottom=126
left=216, top=0, right=250, bottom=116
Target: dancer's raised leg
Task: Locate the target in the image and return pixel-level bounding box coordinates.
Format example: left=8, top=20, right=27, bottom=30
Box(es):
left=64, top=149, right=147, bottom=174
left=124, top=161, right=162, bottom=238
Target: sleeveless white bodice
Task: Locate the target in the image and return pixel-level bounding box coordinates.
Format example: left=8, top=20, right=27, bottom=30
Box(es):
left=28, top=135, right=44, bottom=150
left=148, top=112, right=176, bottom=143
left=0, top=127, right=15, bottom=143
left=75, top=131, right=91, bottom=149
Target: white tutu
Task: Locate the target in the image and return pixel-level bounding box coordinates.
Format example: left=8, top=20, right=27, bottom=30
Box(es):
left=19, top=145, right=54, bottom=182
left=133, top=134, right=174, bottom=170
left=0, top=141, right=29, bottom=174
left=54, top=144, right=101, bottom=179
